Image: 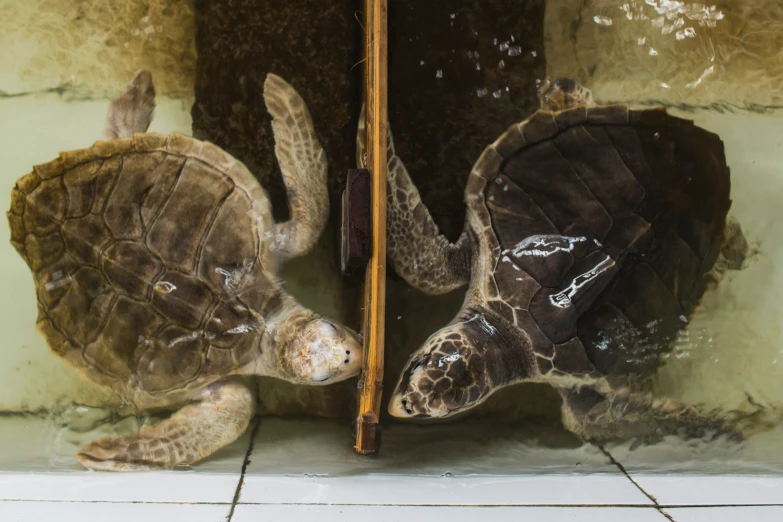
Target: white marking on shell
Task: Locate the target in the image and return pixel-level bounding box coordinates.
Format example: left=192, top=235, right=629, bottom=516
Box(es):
left=45, top=271, right=72, bottom=291
left=227, top=322, right=257, bottom=335
left=549, top=255, right=614, bottom=309
left=501, top=255, right=521, bottom=271
left=45, top=277, right=72, bottom=291
left=463, top=313, right=498, bottom=336
left=215, top=261, right=254, bottom=292
left=154, top=281, right=177, bottom=294
left=503, top=235, right=587, bottom=258
left=216, top=268, right=233, bottom=287
left=438, top=353, right=460, bottom=368
left=169, top=331, right=201, bottom=347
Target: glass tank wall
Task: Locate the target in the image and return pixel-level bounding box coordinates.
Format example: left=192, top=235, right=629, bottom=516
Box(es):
left=0, top=0, right=781, bottom=475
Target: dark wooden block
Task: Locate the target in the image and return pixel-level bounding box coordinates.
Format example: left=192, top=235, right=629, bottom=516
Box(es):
left=341, top=168, right=371, bottom=276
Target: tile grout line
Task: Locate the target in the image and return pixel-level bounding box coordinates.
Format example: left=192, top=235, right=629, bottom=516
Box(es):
left=596, top=444, right=677, bottom=522
left=225, top=416, right=261, bottom=522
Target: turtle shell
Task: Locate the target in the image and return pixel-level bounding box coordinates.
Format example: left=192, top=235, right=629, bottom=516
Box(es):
left=7, top=133, right=282, bottom=395
left=469, top=105, right=731, bottom=379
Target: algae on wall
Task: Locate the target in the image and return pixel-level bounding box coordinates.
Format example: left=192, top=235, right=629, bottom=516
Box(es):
left=545, top=0, right=783, bottom=109
left=0, top=0, right=196, bottom=97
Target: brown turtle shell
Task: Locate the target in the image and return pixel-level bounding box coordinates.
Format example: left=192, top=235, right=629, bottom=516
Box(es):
left=469, top=105, right=731, bottom=380
left=7, top=133, right=282, bottom=395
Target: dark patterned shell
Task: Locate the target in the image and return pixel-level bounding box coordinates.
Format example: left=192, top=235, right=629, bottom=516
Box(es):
left=7, top=133, right=281, bottom=394
left=470, top=105, right=731, bottom=379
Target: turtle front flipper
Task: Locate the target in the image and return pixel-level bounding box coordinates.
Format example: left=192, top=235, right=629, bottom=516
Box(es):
left=559, top=385, right=738, bottom=444
left=263, top=74, right=329, bottom=261
left=101, top=69, right=156, bottom=140
left=77, top=379, right=254, bottom=472
left=379, top=122, right=472, bottom=295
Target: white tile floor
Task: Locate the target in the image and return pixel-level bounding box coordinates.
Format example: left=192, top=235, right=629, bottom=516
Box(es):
left=1, top=417, right=782, bottom=521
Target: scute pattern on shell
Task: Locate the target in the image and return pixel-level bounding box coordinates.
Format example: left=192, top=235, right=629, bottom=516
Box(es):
left=467, top=106, right=731, bottom=380
left=8, top=133, right=282, bottom=394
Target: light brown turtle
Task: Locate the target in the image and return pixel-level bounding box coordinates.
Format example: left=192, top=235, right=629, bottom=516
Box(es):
left=382, top=79, right=750, bottom=442
left=7, top=70, right=363, bottom=471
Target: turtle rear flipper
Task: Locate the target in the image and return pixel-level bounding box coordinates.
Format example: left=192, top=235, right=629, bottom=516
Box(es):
left=101, top=69, right=156, bottom=140
left=559, top=385, right=739, bottom=444
left=708, top=215, right=750, bottom=286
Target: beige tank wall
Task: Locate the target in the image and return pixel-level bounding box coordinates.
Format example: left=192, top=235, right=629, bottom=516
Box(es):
left=0, top=0, right=197, bottom=414
left=649, top=110, right=783, bottom=413
left=0, top=94, right=194, bottom=411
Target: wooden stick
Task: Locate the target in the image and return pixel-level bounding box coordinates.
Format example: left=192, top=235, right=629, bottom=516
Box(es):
left=355, top=0, right=387, bottom=454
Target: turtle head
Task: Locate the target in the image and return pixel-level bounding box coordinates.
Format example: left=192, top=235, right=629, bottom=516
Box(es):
left=279, top=317, right=363, bottom=385
left=537, top=78, right=596, bottom=111
left=388, top=323, right=492, bottom=420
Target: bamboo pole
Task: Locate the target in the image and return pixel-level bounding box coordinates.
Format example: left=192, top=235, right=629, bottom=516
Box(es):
left=355, top=0, right=387, bottom=454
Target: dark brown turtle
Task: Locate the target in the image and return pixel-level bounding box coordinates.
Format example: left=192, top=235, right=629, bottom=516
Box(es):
left=6, top=70, right=363, bottom=471
left=384, top=80, right=747, bottom=441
